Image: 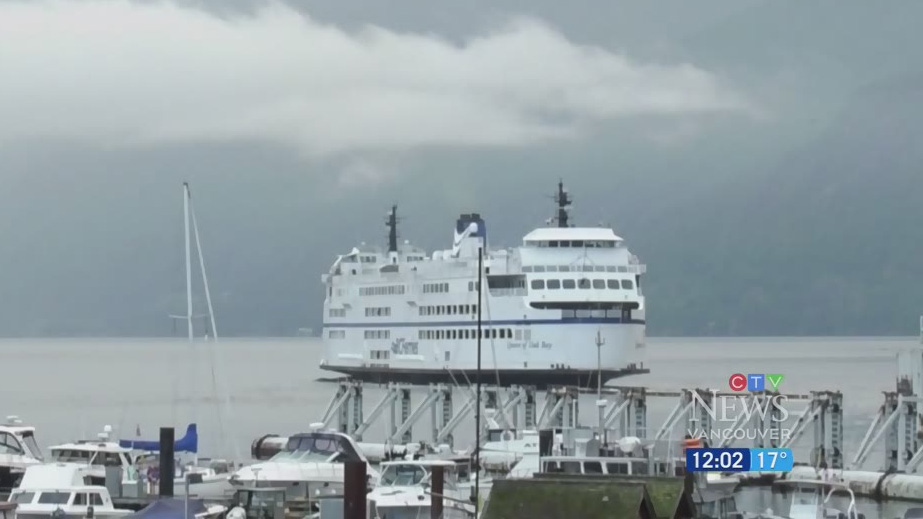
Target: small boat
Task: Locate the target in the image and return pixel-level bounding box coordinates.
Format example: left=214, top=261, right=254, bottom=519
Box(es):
left=745, top=478, right=864, bottom=519
left=7, top=463, right=133, bottom=519
left=0, top=417, right=44, bottom=492
left=367, top=460, right=474, bottom=519
left=230, top=428, right=379, bottom=504
left=47, top=425, right=231, bottom=498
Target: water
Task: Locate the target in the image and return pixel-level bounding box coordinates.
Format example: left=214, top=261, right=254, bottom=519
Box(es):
left=2, top=336, right=920, bottom=518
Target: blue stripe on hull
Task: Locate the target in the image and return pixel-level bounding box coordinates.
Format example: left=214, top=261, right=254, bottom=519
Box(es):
left=323, top=317, right=645, bottom=328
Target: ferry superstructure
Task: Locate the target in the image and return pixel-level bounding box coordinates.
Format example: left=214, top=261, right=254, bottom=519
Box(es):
left=319, top=182, right=649, bottom=388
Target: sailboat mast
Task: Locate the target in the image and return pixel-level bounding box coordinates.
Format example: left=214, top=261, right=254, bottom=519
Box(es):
left=474, top=246, right=483, bottom=516
left=183, top=182, right=194, bottom=343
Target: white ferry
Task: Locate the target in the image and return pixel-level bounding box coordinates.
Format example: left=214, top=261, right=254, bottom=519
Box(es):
left=319, top=182, right=648, bottom=388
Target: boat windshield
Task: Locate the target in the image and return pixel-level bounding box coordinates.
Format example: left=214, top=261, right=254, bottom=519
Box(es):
left=371, top=505, right=426, bottom=519
left=271, top=433, right=363, bottom=463
left=379, top=465, right=428, bottom=487
left=21, top=432, right=43, bottom=461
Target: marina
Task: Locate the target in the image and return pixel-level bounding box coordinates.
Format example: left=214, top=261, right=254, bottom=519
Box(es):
left=4, top=184, right=923, bottom=519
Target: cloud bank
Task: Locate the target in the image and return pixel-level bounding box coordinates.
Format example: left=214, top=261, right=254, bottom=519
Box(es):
left=0, top=0, right=751, bottom=156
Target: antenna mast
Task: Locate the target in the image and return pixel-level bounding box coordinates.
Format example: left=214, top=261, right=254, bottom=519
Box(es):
left=474, top=246, right=484, bottom=518
left=554, top=180, right=572, bottom=228
left=386, top=205, right=399, bottom=253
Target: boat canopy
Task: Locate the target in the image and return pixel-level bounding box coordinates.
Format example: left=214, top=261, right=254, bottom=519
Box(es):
left=118, top=424, right=198, bottom=454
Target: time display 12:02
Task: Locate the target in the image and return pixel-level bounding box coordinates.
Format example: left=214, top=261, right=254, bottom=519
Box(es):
left=685, top=448, right=794, bottom=473
left=687, top=448, right=747, bottom=472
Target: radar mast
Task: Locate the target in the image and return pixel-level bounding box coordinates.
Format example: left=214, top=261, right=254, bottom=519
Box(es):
left=553, top=180, right=572, bottom=228
left=386, top=205, right=399, bottom=253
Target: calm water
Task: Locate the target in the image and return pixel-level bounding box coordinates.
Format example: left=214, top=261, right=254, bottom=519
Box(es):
left=1, top=336, right=919, bottom=518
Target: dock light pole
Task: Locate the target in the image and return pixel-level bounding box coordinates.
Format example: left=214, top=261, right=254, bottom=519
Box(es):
left=474, top=246, right=483, bottom=517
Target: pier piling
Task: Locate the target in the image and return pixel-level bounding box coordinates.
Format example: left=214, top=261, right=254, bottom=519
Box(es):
left=159, top=427, right=174, bottom=497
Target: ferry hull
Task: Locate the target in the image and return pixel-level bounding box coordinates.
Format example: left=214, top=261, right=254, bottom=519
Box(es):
left=319, top=364, right=649, bottom=389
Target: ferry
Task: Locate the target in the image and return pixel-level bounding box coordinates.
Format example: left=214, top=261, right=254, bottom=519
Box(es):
left=318, top=182, right=649, bottom=388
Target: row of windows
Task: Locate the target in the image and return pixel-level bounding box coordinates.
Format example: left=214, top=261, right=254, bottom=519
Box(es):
left=360, top=284, right=406, bottom=296
left=365, top=307, right=391, bottom=317
left=530, top=278, right=635, bottom=290
left=359, top=256, right=378, bottom=263
left=423, top=282, right=450, bottom=294
left=370, top=350, right=390, bottom=360
left=329, top=308, right=346, bottom=317
left=527, top=240, right=618, bottom=248
left=328, top=330, right=346, bottom=339
left=364, top=329, right=390, bottom=339
left=418, top=304, right=478, bottom=316
left=418, top=328, right=513, bottom=340
left=523, top=265, right=637, bottom=273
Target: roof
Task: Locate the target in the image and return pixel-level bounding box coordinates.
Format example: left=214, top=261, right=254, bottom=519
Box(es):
left=522, top=227, right=623, bottom=243
left=50, top=441, right=131, bottom=453
left=528, top=473, right=693, bottom=519
left=381, top=459, right=456, bottom=467
left=18, top=463, right=90, bottom=489
left=483, top=478, right=656, bottom=519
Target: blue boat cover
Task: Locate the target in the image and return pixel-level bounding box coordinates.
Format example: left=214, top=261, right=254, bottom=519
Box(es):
left=125, top=498, right=209, bottom=519
left=119, top=424, right=198, bottom=454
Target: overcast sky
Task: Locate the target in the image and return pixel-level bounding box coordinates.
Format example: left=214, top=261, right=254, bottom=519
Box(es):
left=0, top=0, right=918, bottom=336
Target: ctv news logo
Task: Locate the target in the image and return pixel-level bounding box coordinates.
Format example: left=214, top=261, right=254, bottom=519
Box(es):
left=687, top=373, right=793, bottom=443
left=728, top=373, right=784, bottom=393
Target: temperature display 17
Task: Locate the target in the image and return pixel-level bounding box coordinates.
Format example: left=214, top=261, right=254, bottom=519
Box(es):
left=685, top=448, right=794, bottom=473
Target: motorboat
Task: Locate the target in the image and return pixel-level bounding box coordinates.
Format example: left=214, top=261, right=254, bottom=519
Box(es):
left=7, top=463, right=133, bottom=519
left=47, top=424, right=232, bottom=498
left=230, top=428, right=379, bottom=500
left=0, top=416, right=44, bottom=492
left=744, top=479, right=864, bottom=519
left=367, top=460, right=474, bottom=519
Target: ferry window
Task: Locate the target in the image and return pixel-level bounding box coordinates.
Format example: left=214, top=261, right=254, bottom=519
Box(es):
left=533, top=266, right=546, bottom=273
left=571, top=241, right=584, bottom=248
left=606, top=266, right=617, bottom=272
left=515, top=329, right=522, bottom=340
left=546, top=280, right=560, bottom=290
left=578, top=278, right=591, bottom=289
left=493, top=329, right=498, bottom=339
left=606, top=463, right=629, bottom=475
left=618, top=266, right=628, bottom=273
left=592, top=279, right=605, bottom=289
left=524, top=329, right=532, bottom=340
left=472, top=304, right=478, bottom=314
left=37, top=492, right=70, bottom=505
left=546, top=266, right=557, bottom=272
left=506, top=328, right=513, bottom=338
left=594, top=266, right=606, bottom=272
left=561, top=461, right=582, bottom=474
left=328, top=306, right=346, bottom=317
left=607, top=279, right=619, bottom=289
left=530, top=279, right=544, bottom=289
left=559, top=266, right=570, bottom=272
left=549, top=240, right=559, bottom=247
left=498, top=329, right=505, bottom=339
left=584, top=461, right=603, bottom=474
left=10, top=492, right=34, bottom=504
left=621, top=279, right=635, bottom=290
left=463, top=304, right=469, bottom=314
left=562, top=279, right=576, bottom=289
left=522, top=266, right=533, bottom=272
